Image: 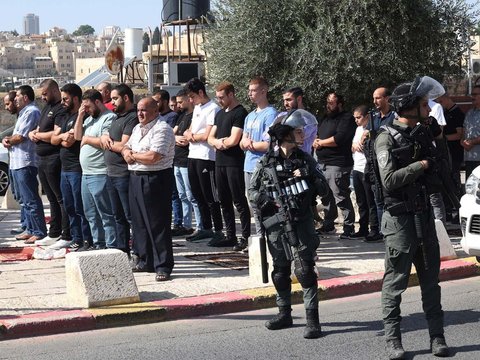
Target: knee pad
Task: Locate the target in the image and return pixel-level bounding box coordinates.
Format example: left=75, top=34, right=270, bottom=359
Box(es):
left=272, top=266, right=291, bottom=292
left=294, top=259, right=317, bottom=288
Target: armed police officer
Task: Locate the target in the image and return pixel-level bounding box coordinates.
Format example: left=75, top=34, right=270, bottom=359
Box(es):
left=248, top=110, right=330, bottom=339
left=375, top=76, right=449, bottom=359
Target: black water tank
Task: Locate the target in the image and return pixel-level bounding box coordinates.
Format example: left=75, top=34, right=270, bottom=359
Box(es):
left=162, top=0, right=210, bottom=22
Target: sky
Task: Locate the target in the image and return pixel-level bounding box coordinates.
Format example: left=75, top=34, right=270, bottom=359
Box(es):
left=1, top=1, right=478, bottom=36
left=0, top=0, right=169, bottom=34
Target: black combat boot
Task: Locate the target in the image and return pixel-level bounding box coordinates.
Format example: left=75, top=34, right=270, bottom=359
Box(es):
left=303, top=309, right=322, bottom=339
left=385, top=338, right=405, bottom=360
left=265, top=306, right=293, bottom=330
left=431, top=336, right=449, bottom=357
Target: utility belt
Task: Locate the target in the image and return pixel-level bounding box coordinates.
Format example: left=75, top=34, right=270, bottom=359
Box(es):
left=384, top=196, right=428, bottom=216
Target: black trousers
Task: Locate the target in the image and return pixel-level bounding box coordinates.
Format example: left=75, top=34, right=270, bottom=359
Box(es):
left=38, top=153, right=70, bottom=239
left=129, top=169, right=174, bottom=274
left=215, top=166, right=251, bottom=240
left=352, top=170, right=379, bottom=233
left=188, top=158, right=223, bottom=232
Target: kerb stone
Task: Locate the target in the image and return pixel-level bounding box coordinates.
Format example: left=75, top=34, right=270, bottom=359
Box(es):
left=65, top=249, right=140, bottom=308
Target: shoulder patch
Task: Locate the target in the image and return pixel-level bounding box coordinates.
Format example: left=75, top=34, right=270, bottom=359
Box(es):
left=377, top=150, right=389, bottom=169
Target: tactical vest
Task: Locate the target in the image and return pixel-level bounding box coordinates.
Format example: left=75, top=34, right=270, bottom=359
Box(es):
left=376, top=124, right=424, bottom=207
left=260, top=149, right=315, bottom=219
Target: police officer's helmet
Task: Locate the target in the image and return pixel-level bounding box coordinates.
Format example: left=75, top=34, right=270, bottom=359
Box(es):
left=389, top=76, right=445, bottom=113
left=268, top=109, right=310, bottom=142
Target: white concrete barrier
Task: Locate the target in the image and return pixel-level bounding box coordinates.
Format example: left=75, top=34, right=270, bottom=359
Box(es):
left=435, top=219, right=457, bottom=261
left=65, top=249, right=140, bottom=308
left=1, top=186, right=20, bottom=210
left=248, top=235, right=273, bottom=285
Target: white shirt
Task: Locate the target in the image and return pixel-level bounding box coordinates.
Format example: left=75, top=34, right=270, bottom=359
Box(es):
left=188, top=100, right=220, bottom=161
left=429, top=100, right=446, bottom=126
left=126, top=117, right=175, bottom=171
left=352, top=125, right=367, bottom=173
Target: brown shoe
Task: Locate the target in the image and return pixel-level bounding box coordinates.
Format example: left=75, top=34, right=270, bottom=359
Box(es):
left=16, top=233, right=33, bottom=240
left=24, top=235, right=42, bottom=244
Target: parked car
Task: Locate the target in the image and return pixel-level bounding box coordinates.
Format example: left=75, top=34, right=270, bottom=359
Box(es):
left=459, top=166, right=480, bottom=263
left=0, top=126, right=13, bottom=196
left=0, top=142, right=9, bottom=196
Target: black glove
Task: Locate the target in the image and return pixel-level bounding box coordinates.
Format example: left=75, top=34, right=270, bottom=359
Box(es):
left=297, top=167, right=309, bottom=177
left=426, top=116, right=442, bottom=138
left=257, top=192, right=277, bottom=215
left=424, top=157, right=438, bottom=174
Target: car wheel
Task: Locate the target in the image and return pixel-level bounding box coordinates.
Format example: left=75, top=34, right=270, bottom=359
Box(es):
left=477, top=256, right=480, bottom=264
left=0, top=163, right=9, bottom=196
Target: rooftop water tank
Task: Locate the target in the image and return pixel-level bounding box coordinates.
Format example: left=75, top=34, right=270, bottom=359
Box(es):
left=124, top=28, right=143, bottom=59
left=162, top=0, right=210, bottom=22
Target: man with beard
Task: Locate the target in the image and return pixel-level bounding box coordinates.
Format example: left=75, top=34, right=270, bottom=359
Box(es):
left=6, top=86, right=47, bottom=243
left=100, top=83, right=138, bottom=254
left=50, top=84, right=92, bottom=250
left=281, top=87, right=317, bottom=154
left=313, top=92, right=356, bottom=238
left=28, top=79, right=70, bottom=247
left=153, top=89, right=183, bottom=234
left=73, top=89, right=117, bottom=250
left=3, top=91, right=26, bottom=235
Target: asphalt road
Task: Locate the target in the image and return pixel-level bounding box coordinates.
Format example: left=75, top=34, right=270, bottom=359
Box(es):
left=2, top=277, right=480, bottom=360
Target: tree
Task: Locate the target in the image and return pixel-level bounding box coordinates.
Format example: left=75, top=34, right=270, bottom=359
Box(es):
left=143, top=32, right=150, bottom=52
left=152, top=26, right=161, bottom=45
left=204, top=0, right=477, bottom=113
left=72, top=24, right=95, bottom=36
left=11, top=30, right=18, bottom=36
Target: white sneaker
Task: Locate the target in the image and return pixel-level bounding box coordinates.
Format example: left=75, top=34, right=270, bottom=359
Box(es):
left=48, top=239, right=72, bottom=250
left=35, top=235, right=61, bottom=246
left=53, top=248, right=68, bottom=259
left=33, top=247, right=54, bottom=260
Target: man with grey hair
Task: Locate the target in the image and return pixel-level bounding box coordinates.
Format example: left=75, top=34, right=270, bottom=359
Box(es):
left=122, top=97, right=176, bottom=281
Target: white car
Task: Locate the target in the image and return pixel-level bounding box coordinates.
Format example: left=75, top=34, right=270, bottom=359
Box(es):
left=459, top=166, right=480, bottom=262
left=0, top=144, right=9, bottom=195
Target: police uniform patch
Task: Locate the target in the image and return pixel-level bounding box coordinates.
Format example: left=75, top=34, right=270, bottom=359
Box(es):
left=378, top=150, right=389, bottom=169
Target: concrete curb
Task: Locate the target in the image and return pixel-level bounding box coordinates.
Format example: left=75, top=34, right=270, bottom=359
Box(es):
left=1, top=257, right=478, bottom=340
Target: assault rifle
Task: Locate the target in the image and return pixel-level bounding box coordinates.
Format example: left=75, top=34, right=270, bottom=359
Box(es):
left=261, top=158, right=301, bottom=263
left=410, top=122, right=461, bottom=210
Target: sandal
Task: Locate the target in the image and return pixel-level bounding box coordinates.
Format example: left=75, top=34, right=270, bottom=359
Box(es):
left=155, top=272, right=171, bottom=282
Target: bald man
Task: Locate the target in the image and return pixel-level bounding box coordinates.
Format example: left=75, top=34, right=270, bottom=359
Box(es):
left=122, top=97, right=176, bottom=282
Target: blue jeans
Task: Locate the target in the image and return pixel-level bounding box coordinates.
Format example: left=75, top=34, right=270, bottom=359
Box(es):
left=172, top=181, right=183, bottom=227
left=10, top=168, right=26, bottom=229
left=61, top=171, right=92, bottom=244
left=11, top=166, right=47, bottom=237
left=81, top=174, right=117, bottom=248
left=174, top=166, right=202, bottom=230
left=107, top=175, right=131, bottom=251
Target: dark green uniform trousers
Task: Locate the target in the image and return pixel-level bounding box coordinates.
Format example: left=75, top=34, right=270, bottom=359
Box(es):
left=381, top=209, right=444, bottom=340
left=267, top=216, right=320, bottom=310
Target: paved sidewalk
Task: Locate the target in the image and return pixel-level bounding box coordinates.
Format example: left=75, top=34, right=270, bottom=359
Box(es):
left=0, top=205, right=478, bottom=339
